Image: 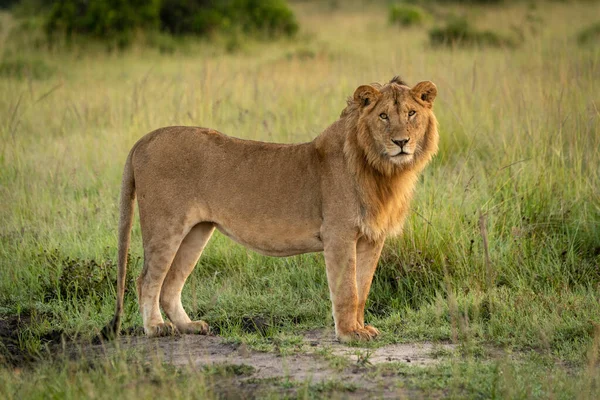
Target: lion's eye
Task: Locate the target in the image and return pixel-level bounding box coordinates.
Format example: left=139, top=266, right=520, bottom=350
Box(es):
left=379, top=113, right=388, bottom=120
left=408, top=110, right=416, bottom=117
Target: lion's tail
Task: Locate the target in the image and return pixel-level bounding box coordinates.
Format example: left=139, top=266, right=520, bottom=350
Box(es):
left=102, top=149, right=136, bottom=340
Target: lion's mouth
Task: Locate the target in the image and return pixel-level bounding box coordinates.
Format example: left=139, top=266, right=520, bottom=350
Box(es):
left=392, top=151, right=412, bottom=157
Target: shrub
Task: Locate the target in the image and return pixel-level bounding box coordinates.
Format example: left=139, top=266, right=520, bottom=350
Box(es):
left=45, top=0, right=298, bottom=47
left=40, top=249, right=139, bottom=303
left=159, top=0, right=298, bottom=38
left=389, top=4, right=427, bottom=27
left=8, top=0, right=55, bottom=16
left=158, top=0, right=223, bottom=36
left=46, top=0, right=161, bottom=47
left=245, top=0, right=298, bottom=37
left=433, top=0, right=503, bottom=3
left=577, top=21, right=600, bottom=46
left=429, top=17, right=516, bottom=48
left=0, top=0, right=20, bottom=10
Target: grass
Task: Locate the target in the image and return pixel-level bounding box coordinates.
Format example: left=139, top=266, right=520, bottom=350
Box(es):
left=373, top=352, right=600, bottom=399
left=578, top=21, right=600, bottom=46
left=0, top=0, right=599, bottom=398
left=429, top=17, right=518, bottom=47
left=0, top=354, right=227, bottom=399
left=0, top=56, right=55, bottom=79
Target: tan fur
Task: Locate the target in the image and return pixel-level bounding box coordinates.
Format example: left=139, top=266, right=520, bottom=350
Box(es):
left=106, top=77, right=439, bottom=343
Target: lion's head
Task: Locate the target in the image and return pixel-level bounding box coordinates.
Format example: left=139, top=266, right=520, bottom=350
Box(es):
left=343, top=77, right=439, bottom=176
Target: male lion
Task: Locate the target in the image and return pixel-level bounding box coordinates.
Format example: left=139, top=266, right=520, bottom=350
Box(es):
left=106, top=76, right=439, bottom=343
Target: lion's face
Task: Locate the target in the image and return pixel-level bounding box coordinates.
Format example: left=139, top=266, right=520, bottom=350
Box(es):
left=352, top=80, right=438, bottom=168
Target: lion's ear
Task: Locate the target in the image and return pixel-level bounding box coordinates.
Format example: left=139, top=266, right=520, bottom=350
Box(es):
left=411, top=81, right=437, bottom=108
left=353, top=85, right=381, bottom=108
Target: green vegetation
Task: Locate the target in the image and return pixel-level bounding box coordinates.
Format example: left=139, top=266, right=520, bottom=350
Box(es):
left=0, top=0, right=22, bottom=10
left=373, top=353, right=600, bottom=399
left=1, top=0, right=599, bottom=398
left=389, top=4, right=427, bottom=27
left=578, top=21, right=600, bottom=46
left=43, top=0, right=297, bottom=47
left=0, top=57, right=54, bottom=79
left=429, top=17, right=516, bottom=47
left=0, top=355, right=226, bottom=399
left=434, top=0, right=503, bottom=3
left=159, top=0, right=298, bottom=37
left=46, top=0, right=161, bottom=46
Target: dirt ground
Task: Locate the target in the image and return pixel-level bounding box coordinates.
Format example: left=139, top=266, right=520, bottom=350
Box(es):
left=0, top=313, right=456, bottom=398
left=75, top=329, right=456, bottom=398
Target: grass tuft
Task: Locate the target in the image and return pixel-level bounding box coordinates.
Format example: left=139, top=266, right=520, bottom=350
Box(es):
left=577, top=21, right=600, bottom=46
left=0, top=57, right=55, bottom=80
left=429, top=17, right=517, bottom=47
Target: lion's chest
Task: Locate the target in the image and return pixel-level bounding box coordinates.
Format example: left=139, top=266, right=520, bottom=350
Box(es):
left=358, top=174, right=418, bottom=241
left=359, top=202, right=411, bottom=242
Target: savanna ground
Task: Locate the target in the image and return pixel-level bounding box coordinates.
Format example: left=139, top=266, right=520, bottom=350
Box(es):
left=1, top=1, right=600, bottom=398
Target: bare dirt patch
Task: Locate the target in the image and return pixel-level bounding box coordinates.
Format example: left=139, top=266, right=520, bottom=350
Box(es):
left=303, top=329, right=455, bottom=366
left=74, top=329, right=455, bottom=398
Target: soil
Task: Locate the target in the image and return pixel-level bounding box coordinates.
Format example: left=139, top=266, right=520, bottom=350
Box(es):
left=0, top=314, right=31, bottom=366
left=0, top=314, right=64, bottom=366
left=73, top=329, right=456, bottom=398
left=2, top=313, right=456, bottom=398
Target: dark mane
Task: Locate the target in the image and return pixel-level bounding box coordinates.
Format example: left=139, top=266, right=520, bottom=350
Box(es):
left=389, top=76, right=408, bottom=86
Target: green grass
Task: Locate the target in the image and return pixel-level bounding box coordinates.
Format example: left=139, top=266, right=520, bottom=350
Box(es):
left=429, top=17, right=518, bottom=47
left=1, top=0, right=600, bottom=397
left=0, top=354, right=222, bottom=399
left=578, top=21, right=600, bottom=46
left=373, top=352, right=600, bottom=399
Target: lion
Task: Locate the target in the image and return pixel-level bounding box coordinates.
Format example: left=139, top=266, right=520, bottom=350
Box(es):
left=105, top=76, right=439, bottom=343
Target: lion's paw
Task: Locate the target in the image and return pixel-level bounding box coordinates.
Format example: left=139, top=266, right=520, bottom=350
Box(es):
left=146, top=322, right=178, bottom=337
left=178, top=320, right=210, bottom=335
left=337, top=326, right=379, bottom=343
left=364, top=325, right=380, bottom=337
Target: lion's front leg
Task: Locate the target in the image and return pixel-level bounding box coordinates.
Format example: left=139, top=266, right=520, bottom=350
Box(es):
left=323, top=236, right=378, bottom=342
left=356, top=237, right=385, bottom=337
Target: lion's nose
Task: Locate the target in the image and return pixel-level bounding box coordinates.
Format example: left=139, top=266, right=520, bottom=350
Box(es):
left=392, top=138, right=409, bottom=148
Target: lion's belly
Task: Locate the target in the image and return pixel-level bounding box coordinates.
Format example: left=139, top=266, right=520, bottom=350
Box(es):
left=215, top=222, right=324, bottom=257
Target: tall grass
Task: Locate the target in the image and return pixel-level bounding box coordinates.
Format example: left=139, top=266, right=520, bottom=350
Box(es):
left=0, top=0, right=599, bottom=396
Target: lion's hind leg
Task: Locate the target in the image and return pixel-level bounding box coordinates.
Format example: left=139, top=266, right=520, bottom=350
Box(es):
left=137, top=230, right=185, bottom=337
left=160, top=222, right=215, bottom=334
